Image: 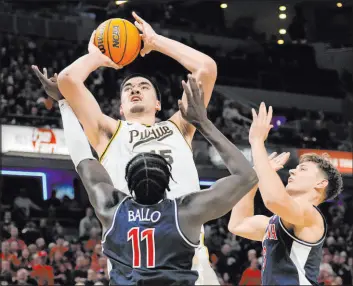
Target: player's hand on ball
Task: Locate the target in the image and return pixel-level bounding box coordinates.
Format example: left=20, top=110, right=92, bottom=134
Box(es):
left=88, top=30, right=123, bottom=70
left=32, top=65, right=63, bottom=103
left=249, top=102, right=273, bottom=145
left=132, top=11, right=158, bottom=57
left=178, top=74, right=208, bottom=127
left=268, top=152, right=290, bottom=171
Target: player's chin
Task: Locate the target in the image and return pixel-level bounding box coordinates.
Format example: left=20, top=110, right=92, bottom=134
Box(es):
left=130, top=104, right=145, bottom=114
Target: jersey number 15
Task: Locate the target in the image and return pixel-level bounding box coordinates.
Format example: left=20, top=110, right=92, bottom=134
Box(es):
left=150, top=149, right=174, bottom=164
left=128, top=227, right=156, bottom=268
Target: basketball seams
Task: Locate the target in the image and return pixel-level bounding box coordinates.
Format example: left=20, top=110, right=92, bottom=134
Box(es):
left=117, top=20, right=128, bottom=65
left=106, top=19, right=113, bottom=60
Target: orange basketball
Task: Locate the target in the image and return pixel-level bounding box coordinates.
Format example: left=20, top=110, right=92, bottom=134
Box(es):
left=94, top=18, right=141, bottom=66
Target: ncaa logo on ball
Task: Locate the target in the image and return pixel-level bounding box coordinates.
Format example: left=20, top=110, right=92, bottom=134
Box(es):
left=112, top=26, right=120, bottom=48
left=96, top=23, right=107, bottom=54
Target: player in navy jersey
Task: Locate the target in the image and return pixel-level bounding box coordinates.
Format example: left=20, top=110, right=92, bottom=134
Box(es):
left=228, top=103, right=343, bottom=285
left=59, top=77, right=258, bottom=285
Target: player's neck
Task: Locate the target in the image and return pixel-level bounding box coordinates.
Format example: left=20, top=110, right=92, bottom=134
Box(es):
left=125, top=113, right=156, bottom=126
left=295, top=190, right=321, bottom=206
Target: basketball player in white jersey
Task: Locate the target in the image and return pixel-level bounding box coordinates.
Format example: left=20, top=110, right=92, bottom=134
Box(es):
left=32, top=11, right=219, bottom=284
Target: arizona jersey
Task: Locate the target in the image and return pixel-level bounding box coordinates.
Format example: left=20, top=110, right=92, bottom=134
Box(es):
left=102, top=196, right=199, bottom=285
left=100, top=120, right=200, bottom=198
left=261, top=208, right=327, bottom=285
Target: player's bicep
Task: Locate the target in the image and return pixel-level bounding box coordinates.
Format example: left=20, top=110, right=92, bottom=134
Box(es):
left=229, top=215, right=270, bottom=241
left=264, top=197, right=317, bottom=226
left=57, top=74, right=108, bottom=148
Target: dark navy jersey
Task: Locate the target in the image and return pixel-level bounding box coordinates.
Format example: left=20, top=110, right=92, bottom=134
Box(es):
left=102, top=197, right=199, bottom=286
left=261, top=207, right=327, bottom=286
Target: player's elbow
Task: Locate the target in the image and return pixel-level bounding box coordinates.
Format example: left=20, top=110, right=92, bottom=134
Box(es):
left=58, top=69, right=80, bottom=90
left=201, top=57, right=217, bottom=79
left=242, top=169, right=259, bottom=189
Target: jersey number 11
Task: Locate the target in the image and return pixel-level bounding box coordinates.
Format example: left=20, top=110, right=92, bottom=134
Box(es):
left=128, top=227, right=156, bottom=268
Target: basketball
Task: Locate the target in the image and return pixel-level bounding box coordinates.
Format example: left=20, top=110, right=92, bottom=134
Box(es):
left=94, top=18, right=141, bottom=66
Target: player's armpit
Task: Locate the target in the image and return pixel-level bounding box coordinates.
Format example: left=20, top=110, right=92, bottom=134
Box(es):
left=228, top=215, right=270, bottom=242
left=57, top=72, right=116, bottom=151
left=169, top=68, right=217, bottom=144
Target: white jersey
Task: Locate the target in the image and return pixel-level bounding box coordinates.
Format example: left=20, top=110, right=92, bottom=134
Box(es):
left=100, top=120, right=200, bottom=198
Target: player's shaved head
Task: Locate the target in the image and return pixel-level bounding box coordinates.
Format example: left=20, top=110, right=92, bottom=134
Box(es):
left=125, top=153, right=173, bottom=205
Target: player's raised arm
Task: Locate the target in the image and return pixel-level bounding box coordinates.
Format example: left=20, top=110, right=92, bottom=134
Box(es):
left=132, top=12, right=217, bottom=144
left=56, top=31, right=122, bottom=152
left=59, top=99, right=125, bottom=230
left=249, top=103, right=320, bottom=226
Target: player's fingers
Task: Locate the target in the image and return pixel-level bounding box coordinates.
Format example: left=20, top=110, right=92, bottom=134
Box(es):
left=267, top=106, right=273, bottom=126
left=198, top=81, right=205, bottom=104
left=259, top=102, right=266, bottom=123
left=182, top=80, right=194, bottom=104
left=281, top=152, right=291, bottom=163
left=251, top=108, right=258, bottom=121
left=178, top=99, right=187, bottom=117
left=134, top=21, right=143, bottom=33
left=43, top=68, right=48, bottom=79
left=268, top=152, right=278, bottom=160
left=31, top=65, right=48, bottom=84
left=132, top=11, right=145, bottom=24
left=89, top=30, right=96, bottom=45
left=188, top=74, right=199, bottom=99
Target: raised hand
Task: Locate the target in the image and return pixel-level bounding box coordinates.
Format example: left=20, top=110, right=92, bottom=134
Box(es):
left=268, top=152, right=290, bottom=171
left=178, top=74, right=208, bottom=128
left=132, top=11, right=158, bottom=57
left=249, top=102, right=273, bottom=145
left=88, top=30, right=123, bottom=69
left=32, top=65, right=63, bottom=102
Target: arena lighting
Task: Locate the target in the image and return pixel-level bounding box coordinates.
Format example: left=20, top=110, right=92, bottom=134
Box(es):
left=277, top=39, right=284, bottom=45
left=199, top=180, right=215, bottom=186
left=115, top=0, right=127, bottom=5
left=279, top=29, right=287, bottom=34
left=279, top=6, right=286, bottom=11
left=279, top=13, right=287, bottom=19
left=220, top=3, right=228, bottom=9
left=336, top=2, right=343, bottom=7
left=0, top=170, right=48, bottom=200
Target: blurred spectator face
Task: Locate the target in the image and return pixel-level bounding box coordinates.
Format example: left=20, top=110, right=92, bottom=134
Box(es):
left=10, top=241, right=19, bottom=253
left=1, top=261, right=10, bottom=272
left=221, top=244, right=231, bottom=256
left=87, top=269, right=96, bottom=282
left=326, top=236, right=336, bottom=246
left=4, top=211, right=11, bottom=221
left=1, top=241, right=10, bottom=254
left=339, top=251, right=346, bottom=264
left=39, top=218, right=47, bottom=228
left=86, top=207, right=94, bottom=218
left=48, top=243, right=56, bottom=250
left=286, top=161, right=328, bottom=196
left=6, top=85, right=14, bottom=96
left=248, top=249, right=257, bottom=261
left=10, top=226, right=19, bottom=238
left=56, top=237, right=64, bottom=246
left=94, top=244, right=102, bottom=255
left=333, top=276, right=343, bottom=285
left=31, top=106, right=38, bottom=116
left=16, top=268, right=29, bottom=283
left=348, top=257, right=352, bottom=266
left=28, top=244, right=37, bottom=255
left=323, top=254, right=332, bottom=263
left=21, top=248, right=30, bottom=259
left=333, top=254, right=340, bottom=264
left=76, top=256, right=85, bottom=268
left=58, top=264, right=66, bottom=273
left=120, top=76, right=161, bottom=119
left=36, top=238, right=45, bottom=250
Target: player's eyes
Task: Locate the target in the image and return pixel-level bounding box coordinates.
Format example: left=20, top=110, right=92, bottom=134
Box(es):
left=124, top=87, right=131, bottom=92
left=142, top=86, right=149, bottom=90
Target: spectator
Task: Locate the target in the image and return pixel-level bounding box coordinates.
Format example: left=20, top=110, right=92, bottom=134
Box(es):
left=84, top=228, right=100, bottom=252
left=7, top=226, right=26, bottom=250
left=13, top=268, right=37, bottom=285
left=30, top=253, right=54, bottom=286
left=46, top=190, right=61, bottom=209
left=79, top=207, right=101, bottom=239
left=13, top=188, right=42, bottom=222
left=239, top=258, right=261, bottom=285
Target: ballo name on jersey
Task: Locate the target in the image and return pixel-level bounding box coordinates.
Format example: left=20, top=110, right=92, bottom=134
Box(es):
left=128, top=209, right=161, bottom=223
left=129, top=125, right=173, bottom=148
left=264, top=224, right=278, bottom=241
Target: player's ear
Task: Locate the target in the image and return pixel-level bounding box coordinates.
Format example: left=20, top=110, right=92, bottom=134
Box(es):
left=120, top=104, right=124, bottom=117
left=316, top=179, right=328, bottom=190
left=155, top=100, right=161, bottom=112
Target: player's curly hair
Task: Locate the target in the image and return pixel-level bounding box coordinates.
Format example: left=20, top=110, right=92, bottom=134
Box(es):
left=125, top=153, right=173, bottom=205
left=299, top=153, right=343, bottom=201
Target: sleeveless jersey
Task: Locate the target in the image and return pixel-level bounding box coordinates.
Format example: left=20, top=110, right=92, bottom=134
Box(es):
left=100, top=120, right=200, bottom=198
left=102, top=196, right=199, bottom=286
left=261, top=208, right=327, bottom=285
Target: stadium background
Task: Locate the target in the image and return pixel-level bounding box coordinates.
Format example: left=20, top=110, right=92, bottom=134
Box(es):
left=0, top=0, right=352, bottom=285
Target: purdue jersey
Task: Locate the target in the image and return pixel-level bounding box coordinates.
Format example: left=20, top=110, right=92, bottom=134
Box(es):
left=262, top=208, right=327, bottom=285
left=102, top=196, right=199, bottom=286
left=100, top=120, right=201, bottom=198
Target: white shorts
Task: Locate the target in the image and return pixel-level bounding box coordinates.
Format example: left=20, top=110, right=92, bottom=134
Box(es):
left=192, top=228, right=220, bottom=285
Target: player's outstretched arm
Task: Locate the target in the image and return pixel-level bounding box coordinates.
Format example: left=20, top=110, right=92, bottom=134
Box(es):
left=228, top=152, right=290, bottom=241
left=59, top=99, right=126, bottom=231
left=250, top=103, right=319, bottom=227
left=57, top=31, right=122, bottom=153
left=132, top=12, right=217, bottom=144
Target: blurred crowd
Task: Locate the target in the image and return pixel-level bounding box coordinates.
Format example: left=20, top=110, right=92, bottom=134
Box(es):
left=1, top=186, right=352, bottom=285
left=0, top=31, right=352, bottom=151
